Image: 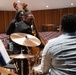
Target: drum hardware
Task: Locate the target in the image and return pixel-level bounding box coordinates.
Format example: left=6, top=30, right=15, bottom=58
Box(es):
left=26, top=46, right=31, bottom=54
left=10, top=53, right=34, bottom=75
left=21, top=59, right=23, bottom=75
left=9, top=33, right=41, bottom=75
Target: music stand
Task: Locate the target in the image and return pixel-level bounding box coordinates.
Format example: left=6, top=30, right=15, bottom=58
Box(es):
left=0, top=40, right=11, bottom=66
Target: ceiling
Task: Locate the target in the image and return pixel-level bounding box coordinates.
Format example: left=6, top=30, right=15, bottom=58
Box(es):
left=0, top=0, right=76, bottom=11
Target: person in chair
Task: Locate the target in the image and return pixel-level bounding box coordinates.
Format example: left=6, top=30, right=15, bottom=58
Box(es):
left=33, top=14, right=76, bottom=75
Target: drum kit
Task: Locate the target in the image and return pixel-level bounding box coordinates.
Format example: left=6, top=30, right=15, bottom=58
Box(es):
left=8, top=33, right=41, bottom=75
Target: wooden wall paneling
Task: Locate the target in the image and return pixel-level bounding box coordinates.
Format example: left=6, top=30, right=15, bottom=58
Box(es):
left=32, top=11, right=39, bottom=23
left=60, top=8, right=69, bottom=23
left=0, top=11, right=15, bottom=33
left=68, top=7, right=76, bottom=14
left=44, top=9, right=60, bottom=24
left=37, top=10, right=45, bottom=31
left=0, top=7, right=76, bottom=33
left=54, top=9, right=60, bottom=24
left=32, top=11, right=45, bottom=32
left=54, top=9, right=61, bottom=31
left=12, top=11, right=16, bottom=17
left=50, top=10, right=56, bottom=24
left=4, top=11, right=8, bottom=33
left=4, top=11, right=11, bottom=32
left=32, top=11, right=39, bottom=32
left=44, top=9, right=60, bottom=31
left=44, top=10, right=54, bottom=31
left=45, top=10, right=54, bottom=24
left=0, top=11, right=5, bottom=33
left=5, top=11, right=15, bottom=32
left=60, top=7, right=76, bottom=24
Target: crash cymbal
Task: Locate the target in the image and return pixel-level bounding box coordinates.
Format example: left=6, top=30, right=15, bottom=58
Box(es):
left=10, top=54, right=34, bottom=59
left=0, top=67, right=16, bottom=75
left=10, top=33, right=41, bottom=47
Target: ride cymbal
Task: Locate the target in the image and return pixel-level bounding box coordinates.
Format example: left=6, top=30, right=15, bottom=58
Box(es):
left=10, top=54, right=34, bottom=59
left=10, top=33, right=41, bottom=47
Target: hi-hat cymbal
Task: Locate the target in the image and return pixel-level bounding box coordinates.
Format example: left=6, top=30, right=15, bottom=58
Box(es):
left=10, top=33, right=41, bottom=47
left=10, top=54, right=34, bottom=59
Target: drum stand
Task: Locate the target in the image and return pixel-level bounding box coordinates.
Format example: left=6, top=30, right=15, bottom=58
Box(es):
left=26, top=47, right=35, bottom=75
left=26, top=46, right=31, bottom=54
left=19, top=47, right=33, bottom=75
left=26, top=47, right=33, bottom=75
left=21, top=59, right=24, bottom=75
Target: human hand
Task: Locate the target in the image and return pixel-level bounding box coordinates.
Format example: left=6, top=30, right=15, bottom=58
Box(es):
left=32, top=66, right=43, bottom=75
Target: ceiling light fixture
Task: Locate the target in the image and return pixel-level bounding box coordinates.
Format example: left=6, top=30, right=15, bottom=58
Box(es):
left=46, top=5, right=49, bottom=8
left=18, top=0, right=20, bottom=3
left=71, top=3, right=73, bottom=5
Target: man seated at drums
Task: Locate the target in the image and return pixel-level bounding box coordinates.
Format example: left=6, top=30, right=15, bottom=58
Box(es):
left=32, top=14, right=76, bottom=75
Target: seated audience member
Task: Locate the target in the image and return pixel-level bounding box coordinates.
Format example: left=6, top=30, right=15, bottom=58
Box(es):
left=33, top=14, right=76, bottom=75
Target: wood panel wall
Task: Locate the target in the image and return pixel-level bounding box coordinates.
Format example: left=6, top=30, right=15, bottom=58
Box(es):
left=0, top=7, right=76, bottom=33
left=0, top=11, right=15, bottom=33
left=32, top=7, right=76, bottom=31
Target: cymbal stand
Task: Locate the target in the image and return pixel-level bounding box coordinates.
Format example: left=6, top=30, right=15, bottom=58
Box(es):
left=26, top=46, right=32, bottom=75
left=21, top=50, right=24, bottom=75
left=28, top=57, right=34, bottom=75
left=28, top=59, right=31, bottom=75
left=26, top=46, right=31, bottom=54
left=21, top=60, right=23, bottom=75
left=20, top=48, right=33, bottom=75
left=20, top=49, right=31, bottom=75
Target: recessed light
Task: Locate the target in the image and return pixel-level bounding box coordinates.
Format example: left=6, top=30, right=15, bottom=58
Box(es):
left=71, top=3, right=73, bottom=6
left=46, top=5, right=49, bottom=8
left=18, top=0, right=20, bottom=3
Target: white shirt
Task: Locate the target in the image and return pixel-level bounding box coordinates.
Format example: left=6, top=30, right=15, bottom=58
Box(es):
left=33, top=33, right=76, bottom=75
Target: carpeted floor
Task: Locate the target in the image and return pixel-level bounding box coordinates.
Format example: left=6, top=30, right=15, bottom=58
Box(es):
left=39, top=31, right=61, bottom=43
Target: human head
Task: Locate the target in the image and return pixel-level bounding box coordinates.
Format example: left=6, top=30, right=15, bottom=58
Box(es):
left=14, top=10, right=24, bottom=22
left=24, top=12, right=34, bottom=25
left=61, top=14, right=76, bottom=33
